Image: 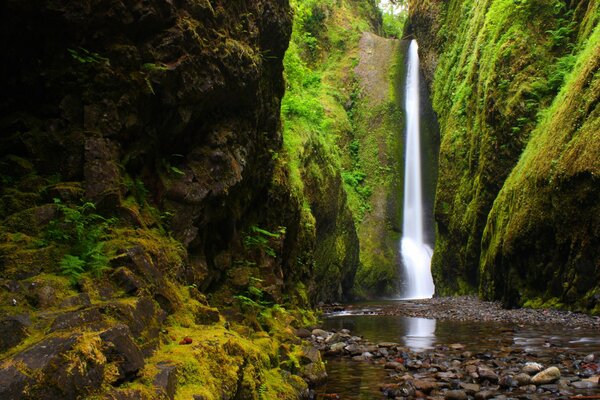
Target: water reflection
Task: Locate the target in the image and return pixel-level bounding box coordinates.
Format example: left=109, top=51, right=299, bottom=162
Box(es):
left=404, top=317, right=436, bottom=351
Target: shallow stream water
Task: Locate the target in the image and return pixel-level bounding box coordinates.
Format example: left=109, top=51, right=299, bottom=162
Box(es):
left=315, top=302, right=600, bottom=399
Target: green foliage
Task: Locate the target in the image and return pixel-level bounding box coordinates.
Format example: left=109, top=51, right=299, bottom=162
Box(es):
left=46, top=199, right=115, bottom=283
left=379, top=1, right=407, bottom=38
left=243, top=226, right=285, bottom=258
left=67, top=47, right=110, bottom=65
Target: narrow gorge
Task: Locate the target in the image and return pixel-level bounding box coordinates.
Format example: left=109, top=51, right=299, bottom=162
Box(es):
left=0, top=0, right=598, bottom=399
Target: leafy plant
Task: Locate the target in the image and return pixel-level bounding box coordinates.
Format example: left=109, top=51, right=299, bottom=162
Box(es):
left=46, top=199, right=115, bottom=283
left=243, top=225, right=286, bottom=257
left=68, top=48, right=110, bottom=65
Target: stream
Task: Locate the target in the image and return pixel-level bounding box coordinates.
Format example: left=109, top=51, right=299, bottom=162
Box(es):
left=314, top=300, right=600, bottom=399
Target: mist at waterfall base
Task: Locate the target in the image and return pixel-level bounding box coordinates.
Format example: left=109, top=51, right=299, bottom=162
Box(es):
left=399, top=40, right=435, bottom=300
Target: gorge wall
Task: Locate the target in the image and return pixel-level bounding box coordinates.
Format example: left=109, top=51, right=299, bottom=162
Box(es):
left=0, top=0, right=357, bottom=398
left=407, top=0, right=599, bottom=312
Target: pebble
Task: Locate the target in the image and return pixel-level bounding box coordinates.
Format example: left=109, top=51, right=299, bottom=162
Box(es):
left=531, top=366, right=561, bottom=384
left=445, top=389, right=467, bottom=400
left=523, top=362, right=544, bottom=375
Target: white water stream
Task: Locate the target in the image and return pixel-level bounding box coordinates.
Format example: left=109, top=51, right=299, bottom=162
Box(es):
left=400, top=40, right=435, bottom=299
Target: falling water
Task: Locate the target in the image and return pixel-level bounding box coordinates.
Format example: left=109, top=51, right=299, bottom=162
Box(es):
left=400, top=40, right=435, bottom=299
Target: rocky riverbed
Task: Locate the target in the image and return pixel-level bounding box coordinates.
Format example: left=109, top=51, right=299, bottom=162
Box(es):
left=309, top=297, right=600, bottom=399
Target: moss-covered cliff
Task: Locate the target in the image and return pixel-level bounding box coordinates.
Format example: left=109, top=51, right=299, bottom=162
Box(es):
left=408, top=0, right=599, bottom=312
left=0, top=0, right=336, bottom=398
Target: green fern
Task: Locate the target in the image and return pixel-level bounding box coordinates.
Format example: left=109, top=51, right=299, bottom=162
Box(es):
left=60, top=255, right=85, bottom=284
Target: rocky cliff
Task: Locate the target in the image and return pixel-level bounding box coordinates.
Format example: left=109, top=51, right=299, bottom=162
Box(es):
left=0, top=0, right=335, bottom=398
left=408, top=0, right=599, bottom=312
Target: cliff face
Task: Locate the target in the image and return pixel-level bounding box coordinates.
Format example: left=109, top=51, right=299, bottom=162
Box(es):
left=0, top=0, right=333, bottom=398
left=408, top=0, right=599, bottom=312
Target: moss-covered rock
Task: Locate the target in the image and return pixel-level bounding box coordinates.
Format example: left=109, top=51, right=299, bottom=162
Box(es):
left=408, top=0, right=599, bottom=310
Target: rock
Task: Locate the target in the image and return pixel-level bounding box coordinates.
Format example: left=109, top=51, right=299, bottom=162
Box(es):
left=384, top=361, right=405, bottom=371
left=111, top=267, right=145, bottom=294
left=522, top=362, right=544, bottom=375
left=445, top=389, right=467, bottom=400
left=498, top=374, right=517, bottom=388
left=0, top=314, right=30, bottom=352
left=571, top=380, right=598, bottom=389
left=193, top=305, right=220, bottom=325
left=459, top=382, right=480, bottom=394
left=377, top=342, right=400, bottom=348
left=299, top=346, right=321, bottom=365
left=0, top=365, right=32, bottom=400
left=584, top=354, right=595, bottom=363
left=301, top=362, right=327, bottom=387
left=50, top=307, right=104, bottom=332
left=311, top=329, right=329, bottom=338
left=99, top=324, right=145, bottom=381
left=414, top=380, right=439, bottom=394
left=59, top=293, right=92, bottom=308
left=344, top=344, right=363, bottom=356
left=153, top=363, right=178, bottom=400
left=328, top=342, right=346, bottom=354
left=531, top=366, right=561, bottom=385
left=477, top=366, right=499, bottom=383
left=449, top=343, right=465, bottom=350
left=325, top=332, right=349, bottom=344
left=539, top=384, right=559, bottom=393
left=14, top=334, right=80, bottom=370
left=515, top=372, right=532, bottom=386
left=474, top=390, right=495, bottom=400
left=294, top=328, right=311, bottom=338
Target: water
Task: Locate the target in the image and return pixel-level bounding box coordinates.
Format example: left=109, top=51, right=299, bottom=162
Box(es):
left=400, top=40, right=435, bottom=299
left=317, top=306, right=600, bottom=399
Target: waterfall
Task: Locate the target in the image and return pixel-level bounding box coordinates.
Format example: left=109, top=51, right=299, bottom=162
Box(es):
left=400, top=40, right=435, bottom=299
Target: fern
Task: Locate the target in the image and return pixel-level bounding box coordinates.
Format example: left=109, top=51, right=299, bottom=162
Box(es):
left=60, top=255, right=85, bottom=284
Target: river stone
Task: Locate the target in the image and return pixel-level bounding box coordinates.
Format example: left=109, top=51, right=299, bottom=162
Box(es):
left=379, top=347, right=389, bottom=357
left=413, top=380, right=439, bottom=394
left=445, top=389, right=467, bottom=400
left=311, top=329, right=329, bottom=338
left=449, top=343, right=465, bottom=350
left=523, top=362, right=544, bottom=375
left=477, top=366, right=499, bottom=382
left=299, top=346, right=321, bottom=364
left=531, top=366, right=561, bottom=385
left=499, top=374, right=517, bottom=388
left=459, top=382, right=480, bottom=394
left=516, top=372, right=532, bottom=386
left=329, top=342, right=346, bottom=353
left=572, top=380, right=598, bottom=389
left=584, top=354, right=595, bottom=363
left=294, top=328, right=311, bottom=338
left=325, top=332, right=348, bottom=344
left=474, top=390, right=495, bottom=400
left=378, top=342, right=400, bottom=348
left=384, top=361, right=404, bottom=370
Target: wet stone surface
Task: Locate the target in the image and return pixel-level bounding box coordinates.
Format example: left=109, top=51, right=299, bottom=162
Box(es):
left=313, top=297, right=600, bottom=399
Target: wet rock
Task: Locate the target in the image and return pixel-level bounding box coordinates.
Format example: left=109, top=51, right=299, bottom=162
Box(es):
left=59, top=293, right=91, bottom=308
left=524, top=384, right=537, bottom=393
left=153, top=363, right=178, bottom=400
left=515, top=372, right=532, bottom=386
left=477, top=366, right=499, bottom=383
left=531, top=366, right=560, bottom=385
left=445, top=389, right=467, bottom=400
left=384, top=361, right=405, bottom=371
left=328, top=342, right=346, bottom=354
left=0, top=365, right=32, bottom=399
left=378, top=342, right=400, bottom=348
left=571, top=380, right=598, bottom=389
left=381, top=383, right=415, bottom=398
left=344, top=344, right=363, bottom=356
left=459, top=382, right=480, bottom=394
left=498, top=374, right=517, bottom=388
left=111, top=267, right=145, bottom=294
left=449, top=343, right=465, bottom=350
left=0, top=314, right=30, bottom=352
left=100, top=324, right=145, bottom=381
left=300, top=346, right=321, bottom=365
left=413, top=379, right=439, bottom=394
left=326, top=332, right=349, bottom=345
left=301, top=362, right=327, bottom=387
left=50, top=307, right=104, bottom=332
left=474, top=390, right=495, bottom=400
left=539, top=384, right=559, bottom=393
left=583, top=354, right=595, bottom=363
left=522, top=362, right=544, bottom=375
left=295, top=328, right=311, bottom=338
left=311, top=329, right=329, bottom=338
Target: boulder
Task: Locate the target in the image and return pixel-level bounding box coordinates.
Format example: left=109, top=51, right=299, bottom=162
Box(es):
left=0, top=314, right=30, bottom=352
left=100, top=324, right=145, bottom=382
left=153, top=363, right=178, bottom=400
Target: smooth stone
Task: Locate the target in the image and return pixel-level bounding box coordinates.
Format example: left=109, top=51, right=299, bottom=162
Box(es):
left=311, top=329, right=329, bottom=338
left=459, top=382, right=480, bottom=394
left=523, top=362, right=544, bottom=375
left=539, top=384, right=559, bottom=393
left=498, top=374, right=517, bottom=388
left=329, top=342, right=345, bottom=353
left=477, top=366, right=499, bottom=382
left=584, top=354, right=595, bottom=363
left=378, top=342, right=400, bottom=348
left=515, top=372, right=532, bottom=386
left=474, top=390, right=495, bottom=400
left=572, top=381, right=598, bottom=389
left=531, top=366, right=561, bottom=385
left=444, top=389, right=467, bottom=400
left=449, top=343, right=465, bottom=350
left=413, top=380, right=439, bottom=394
